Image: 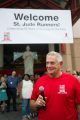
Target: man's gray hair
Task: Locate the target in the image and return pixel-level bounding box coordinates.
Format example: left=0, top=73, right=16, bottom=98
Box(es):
left=47, top=51, right=63, bottom=62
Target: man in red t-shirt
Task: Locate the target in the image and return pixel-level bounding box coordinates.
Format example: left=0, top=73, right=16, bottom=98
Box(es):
left=30, top=51, right=80, bottom=120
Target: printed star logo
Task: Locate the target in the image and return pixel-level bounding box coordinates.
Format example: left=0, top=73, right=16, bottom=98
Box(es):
left=58, top=85, right=67, bottom=94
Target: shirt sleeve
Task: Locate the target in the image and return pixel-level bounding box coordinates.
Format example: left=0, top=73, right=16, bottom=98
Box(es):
left=30, top=82, right=39, bottom=100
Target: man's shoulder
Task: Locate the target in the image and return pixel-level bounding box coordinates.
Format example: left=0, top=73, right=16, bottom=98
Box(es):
left=7, top=75, right=12, bottom=79
left=62, top=72, right=73, bottom=77
left=37, top=74, right=48, bottom=82
left=62, top=72, right=78, bottom=82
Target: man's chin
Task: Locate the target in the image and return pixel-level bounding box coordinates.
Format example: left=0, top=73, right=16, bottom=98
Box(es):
left=48, top=72, right=55, bottom=75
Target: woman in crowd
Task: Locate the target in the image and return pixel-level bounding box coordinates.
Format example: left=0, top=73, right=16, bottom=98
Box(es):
left=0, top=76, right=8, bottom=113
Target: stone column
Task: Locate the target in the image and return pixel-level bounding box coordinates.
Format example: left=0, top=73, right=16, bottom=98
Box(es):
left=62, top=44, right=72, bottom=72
left=71, top=38, right=80, bottom=71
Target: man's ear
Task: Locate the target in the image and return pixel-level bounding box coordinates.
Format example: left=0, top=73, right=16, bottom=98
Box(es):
left=60, top=61, right=63, bottom=66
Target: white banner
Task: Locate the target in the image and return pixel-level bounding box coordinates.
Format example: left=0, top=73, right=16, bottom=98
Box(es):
left=0, top=8, right=73, bottom=44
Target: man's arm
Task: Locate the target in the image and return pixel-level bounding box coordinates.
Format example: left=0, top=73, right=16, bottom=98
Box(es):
left=30, top=95, right=46, bottom=111
left=30, top=100, right=38, bottom=111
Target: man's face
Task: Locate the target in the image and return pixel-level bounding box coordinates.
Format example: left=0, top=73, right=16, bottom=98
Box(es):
left=12, top=71, right=16, bottom=76
left=46, top=55, right=62, bottom=76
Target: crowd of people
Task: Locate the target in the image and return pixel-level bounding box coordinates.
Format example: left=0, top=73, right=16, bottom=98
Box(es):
left=0, top=70, right=40, bottom=120
left=0, top=51, right=80, bottom=120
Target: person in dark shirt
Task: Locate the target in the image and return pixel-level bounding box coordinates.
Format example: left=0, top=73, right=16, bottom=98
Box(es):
left=6, top=71, right=18, bottom=112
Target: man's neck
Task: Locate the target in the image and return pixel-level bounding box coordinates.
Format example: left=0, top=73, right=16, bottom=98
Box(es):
left=49, top=71, right=62, bottom=78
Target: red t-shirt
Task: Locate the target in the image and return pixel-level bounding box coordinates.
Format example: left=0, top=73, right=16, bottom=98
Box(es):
left=31, top=72, right=80, bottom=120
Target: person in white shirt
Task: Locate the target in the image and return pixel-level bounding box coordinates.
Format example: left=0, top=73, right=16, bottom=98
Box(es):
left=18, top=74, right=33, bottom=120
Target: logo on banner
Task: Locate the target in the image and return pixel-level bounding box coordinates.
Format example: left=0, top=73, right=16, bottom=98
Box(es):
left=3, top=32, right=11, bottom=41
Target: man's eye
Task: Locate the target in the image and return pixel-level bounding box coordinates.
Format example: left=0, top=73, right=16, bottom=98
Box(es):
left=50, top=62, right=55, bottom=65
left=46, top=62, right=55, bottom=65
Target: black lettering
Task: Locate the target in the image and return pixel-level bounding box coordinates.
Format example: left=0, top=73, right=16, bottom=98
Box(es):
left=30, top=14, right=32, bottom=20
left=33, top=16, right=38, bottom=21
left=39, top=16, right=44, bottom=21
left=14, top=13, right=59, bottom=21
left=13, top=22, right=20, bottom=26
left=24, top=15, right=29, bottom=20
left=54, top=16, right=59, bottom=21
left=14, top=13, right=23, bottom=20
left=45, top=16, right=53, bottom=21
